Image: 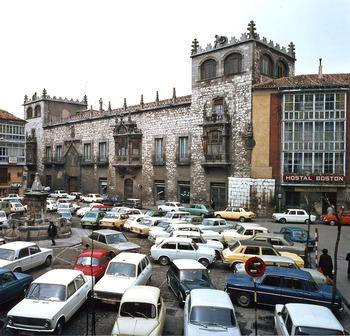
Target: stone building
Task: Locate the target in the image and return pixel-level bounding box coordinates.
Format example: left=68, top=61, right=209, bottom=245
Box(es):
left=24, top=21, right=296, bottom=213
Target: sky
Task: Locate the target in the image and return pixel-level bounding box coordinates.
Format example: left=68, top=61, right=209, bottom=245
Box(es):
left=0, top=0, right=349, bottom=118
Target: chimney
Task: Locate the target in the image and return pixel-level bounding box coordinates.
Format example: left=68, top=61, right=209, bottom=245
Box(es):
left=318, top=58, right=323, bottom=79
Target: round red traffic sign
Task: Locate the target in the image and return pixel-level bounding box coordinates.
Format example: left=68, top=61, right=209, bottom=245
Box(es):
left=245, top=256, right=266, bottom=277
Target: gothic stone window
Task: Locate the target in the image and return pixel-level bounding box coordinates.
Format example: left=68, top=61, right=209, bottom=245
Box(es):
left=27, top=107, right=33, bottom=119
left=45, top=146, right=52, bottom=163
left=224, top=53, right=242, bottom=75
left=84, top=143, right=92, bottom=161
left=277, top=60, right=288, bottom=78
left=261, top=54, right=273, bottom=76
left=214, top=99, right=224, bottom=115
left=205, top=130, right=223, bottom=160
left=201, top=59, right=217, bottom=80
left=34, top=105, right=41, bottom=117
left=131, top=138, right=141, bottom=157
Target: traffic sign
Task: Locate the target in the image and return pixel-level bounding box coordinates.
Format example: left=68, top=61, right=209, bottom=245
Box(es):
left=245, top=257, right=266, bottom=277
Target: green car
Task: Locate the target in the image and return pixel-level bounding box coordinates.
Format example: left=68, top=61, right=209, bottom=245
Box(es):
left=166, top=259, right=215, bottom=307
left=80, top=210, right=106, bottom=229
left=180, top=204, right=215, bottom=217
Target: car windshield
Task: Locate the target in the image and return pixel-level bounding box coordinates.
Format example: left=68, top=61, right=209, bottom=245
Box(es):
left=0, top=213, right=6, bottom=218
left=106, top=233, right=128, bottom=244
left=140, top=219, right=152, bottom=226
left=295, top=327, right=344, bottom=335
left=156, top=222, right=169, bottom=229
left=201, top=220, right=213, bottom=226
left=237, top=226, right=246, bottom=234
left=13, top=203, right=22, bottom=207
left=283, top=236, right=293, bottom=245
left=229, top=242, right=240, bottom=252
left=76, top=256, right=99, bottom=266
left=190, top=306, right=236, bottom=328
left=0, top=248, right=15, bottom=261
left=165, top=226, right=175, bottom=233
left=309, top=278, right=319, bottom=291
left=164, top=213, right=173, bottom=218
left=243, top=208, right=250, bottom=212
left=180, top=216, right=191, bottom=223
left=293, top=230, right=308, bottom=238
left=106, top=262, right=136, bottom=277
left=144, top=211, right=154, bottom=216
left=120, top=302, right=156, bottom=318
left=61, top=212, right=71, bottom=217
left=180, top=269, right=209, bottom=282
left=104, top=213, right=119, bottom=219
left=85, top=213, right=98, bottom=218
left=27, top=283, right=66, bottom=301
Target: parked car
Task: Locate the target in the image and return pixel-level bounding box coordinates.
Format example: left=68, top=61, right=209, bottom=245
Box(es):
left=167, top=259, right=215, bottom=307
left=222, top=225, right=269, bottom=243
left=1, top=194, right=24, bottom=201
left=233, top=255, right=327, bottom=284
left=80, top=210, right=107, bottom=229
left=93, top=252, right=152, bottom=304
left=57, top=202, right=75, bottom=213
left=164, top=211, right=191, bottom=221
left=101, top=196, right=122, bottom=207
left=81, top=193, right=104, bottom=203
left=0, top=210, right=8, bottom=224
left=180, top=204, right=215, bottom=218
left=130, top=217, right=167, bottom=236
left=143, top=209, right=167, bottom=217
left=50, top=190, right=69, bottom=198
left=225, top=266, right=343, bottom=311
left=58, top=211, right=72, bottom=223
left=222, top=240, right=304, bottom=269
left=124, top=214, right=148, bottom=231
left=118, top=208, right=143, bottom=216
left=197, top=218, right=234, bottom=233
left=274, top=303, right=345, bottom=335
left=7, top=269, right=93, bottom=334
left=46, top=199, right=58, bottom=212
left=0, top=268, right=33, bottom=305
left=76, top=203, right=103, bottom=217
left=147, top=221, right=175, bottom=243
left=73, top=249, right=111, bottom=281
left=215, top=207, right=256, bottom=222
left=184, top=288, right=241, bottom=336
left=0, top=242, right=53, bottom=272
left=321, top=210, right=350, bottom=226
left=99, top=212, right=128, bottom=230
left=68, top=192, right=82, bottom=200
left=180, top=215, right=203, bottom=225
left=151, top=237, right=216, bottom=267
left=272, top=209, right=316, bottom=224
left=10, top=202, right=25, bottom=215
left=158, top=201, right=183, bottom=212
left=0, top=200, right=11, bottom=215
left=275, top=227, right=315, bottom=249
left=122, top=198, right=143, bottom=209
left=111, top=286, right=166, bottom=336
left=81, top=229, right=141, bottom=257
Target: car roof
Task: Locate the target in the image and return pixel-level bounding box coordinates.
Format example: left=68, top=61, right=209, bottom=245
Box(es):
left=170, top=223, right=197, bottom=228
left=162, top=237, right=193, bottom=243
left=239, top=225, right=267, bottom=230
left=282, top=226, right=307, bottom=231
left=238, top=240, right=273, bottom=247
left=172, top=259, right=206, bottom=270
left=190, top=289, right=233, bottom=309
left=283, top=303, right=344, bottom=331
left=121, top=285, right=160, bottom=304
left=0, top=241, right=38, bottom=250
left=254, top=233, right=285, bottom=239
left=111, top=252, right=147, bottom=263
left=33, top=269, right=85, bottom=285
left=252, top=255, right=294, bottom=263
left=172, top=230, right=200, bottom=237
left=265, top=266, right=311, bottom=279
left=77, top=249, right=109, bottom=258
left=92, top=229, right=123, bottom=235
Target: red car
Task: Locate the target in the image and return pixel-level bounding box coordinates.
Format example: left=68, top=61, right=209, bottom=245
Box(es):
left=321, top=211, right=350, bottom=226
left=73, top=249, right=111, bottom=280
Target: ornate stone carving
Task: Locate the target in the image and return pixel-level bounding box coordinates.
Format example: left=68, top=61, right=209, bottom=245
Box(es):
left=214, top=35, right=228, bottom=48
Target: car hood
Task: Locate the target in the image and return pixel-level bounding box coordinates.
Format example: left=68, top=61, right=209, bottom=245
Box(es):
left=186, top=323, right=241, bottom=336
left=0, top=260, right=11, bottom=268
left=110, top=242, right=140, bottom=251
left=73, top=265, right=99, bottom=277
left=181, top=280, right=215, bottom=292
left=226, top=273, right=252, bottom=287
left=94, top=275, right=136, bottom=294
left=8, top=299, right=66, bottom=319
left=114, top=318, right=159, bottom=335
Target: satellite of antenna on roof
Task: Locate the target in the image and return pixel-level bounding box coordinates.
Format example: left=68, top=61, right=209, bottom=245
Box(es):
left=318, top=58, right=323, bottom=79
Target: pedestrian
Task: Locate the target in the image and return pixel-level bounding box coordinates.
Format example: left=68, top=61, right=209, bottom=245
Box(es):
left=210, top=199, right=215, bottom=210
left=319, top=248, right=333, bottom=284
left=47, top=221, right=58, bottom=246
left=346, top=252, right=350, bottom=281
left=327, top=205, right=336, bottom=215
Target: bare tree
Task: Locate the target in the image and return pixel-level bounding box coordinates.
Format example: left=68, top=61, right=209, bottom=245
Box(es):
left=304, top=193, right=319, bottom=268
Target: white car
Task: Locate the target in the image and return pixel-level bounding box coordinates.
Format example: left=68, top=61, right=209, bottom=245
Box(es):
left=81, top=193, right=104, bottom=203
left=197, top=218, right=234, bottom=233
left=130, top=217, right=167, bottom=236
left=150, top=237, right=216, bottom=267
left=222, top=225, right=269, bottom=243
left=0, top=242, right=53, bottom=272
left=50, top=190, right=69, bottom=198
left=274, top=303, right=345, bottom=335
left=46, top=199, right=58, bottom=212
left=124, top=214, right=148, bottom=231
left=57, top=203, right=75, bottom=213
left=76, top=203, right=103, bottom=217
left=158, top=202, right=183, bottom=212
left=93, top=252, right=152, bottom=304
left=0, top=210, right=8, bottom=224
left=184, top=288, right=241, bottom=336
left=10, top=202, right=26, bottom=215
left=164, top=211, right=191, bottom=221
left=272, top=209, right=316, bottom=224
left=111, top=286, right=166, bottom=336
left=7, top=269, right=93, bottom=334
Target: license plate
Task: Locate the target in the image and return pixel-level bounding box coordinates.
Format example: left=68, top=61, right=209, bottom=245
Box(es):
left=102, top=300, right=115, bottom=305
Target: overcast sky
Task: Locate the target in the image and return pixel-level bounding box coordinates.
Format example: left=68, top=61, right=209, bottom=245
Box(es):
left=1, top=0, right=349, bottom=118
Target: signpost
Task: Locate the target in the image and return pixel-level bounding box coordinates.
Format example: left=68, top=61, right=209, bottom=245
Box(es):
left=245, top=257, right=266, bottom=336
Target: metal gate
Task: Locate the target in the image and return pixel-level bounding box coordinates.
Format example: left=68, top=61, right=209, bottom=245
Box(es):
left=124, top=179, right=133, bottom=199
left=211, top=184, right=226, bottom=210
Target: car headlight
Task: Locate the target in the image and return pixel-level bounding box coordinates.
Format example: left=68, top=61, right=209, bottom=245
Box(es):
left=7, top=316, right=13, bottom=325
left=44, top=320, right=51, bottom=329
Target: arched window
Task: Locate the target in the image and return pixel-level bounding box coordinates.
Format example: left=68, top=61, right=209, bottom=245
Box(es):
left=201, top=59, right=217, bottom=80
left=27, top=107, right=33, bottom=119
left=261, top=54, right=273, bottom=76
left=224, top=53, right=242, bottom=75
left=34, top=105, right=41, bottom=117
left=277, top=61, right=288, bottom=78
left=205, top=130, right=223, bottom=158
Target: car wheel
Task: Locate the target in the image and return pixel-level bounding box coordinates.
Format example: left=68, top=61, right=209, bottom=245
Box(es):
left=119, top=225, right=123, bottom=231
left=158, top=256, right=170, bottom=266
left=178, top=292, right=185, bottom=308
left=44, top=256, right=52, bottom=267
left=85, top=244, right=91, bottom=249
left=329, top=220, right=336, bottom=226
left=279, top=218, right=287, bottom=224
left=201, top=213, right=205, bottom=218
left=216, top=214, right=222, bottom=218
left=305, top=219, right=311, bottom=225
left=239, top=216, right=246, bottom=222
left=236, top=292, right=253, bottom=308
left=215, top=250, right=221, bottom=260
left=54, top=318, right=65, bottom=335
left=13, top=267, right=22, bottom=273
left=158, top=208, right=163, bottom=211
left=199, top=258, right=210, bottom=268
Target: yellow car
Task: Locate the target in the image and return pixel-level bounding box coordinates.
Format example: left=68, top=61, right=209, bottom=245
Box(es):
left=99, top=212, right=128, bottom=230
left=215, top=207, right=255, bottom=222
left=222, top=239, right=304, bottom=269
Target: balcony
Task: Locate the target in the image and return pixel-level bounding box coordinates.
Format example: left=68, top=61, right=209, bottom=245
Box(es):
left=113, top=155, right=142, bottom=178
left=53, top=158, right=65, bottom=167
left=96, top=156, right=109, bottom=167
left=201, top=153, right=230, bottom=172
left=43, top=157, right=53, bottom=167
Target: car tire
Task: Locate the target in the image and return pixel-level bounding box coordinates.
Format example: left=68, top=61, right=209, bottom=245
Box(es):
left=239, top=217, right=246, bottom=222
left=119, top=225, right=123, bottom=231
left=305, top=219, right=311, bottom=225
left=216, top=214, right=222, bottom=218
left=178, top=292, right=185, bottom=308
left=199, top=258, right=210, bottom=268
left=158, top=208, right=163, bottom=211
left=201, top=213, right=205, bottom=218
left=215, top=250, right=221, bottom=260
left=158, top=256, right=170, bottom=266
left=13, top=267, right=22, bottom=273
left=44, top=256, right=52, bottom=267
left=85, top=244, right=91, bottom=249
left=54, top=318, right=65, bottom=335
left=329, top=220, right=336, bottom=226
left=279, top=218, right=287, bottom=224
left=236, top=292, right=253, bottom=308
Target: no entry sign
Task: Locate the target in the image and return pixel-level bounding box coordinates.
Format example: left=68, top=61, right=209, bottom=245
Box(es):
left=245, top=257, right=266, bottom=277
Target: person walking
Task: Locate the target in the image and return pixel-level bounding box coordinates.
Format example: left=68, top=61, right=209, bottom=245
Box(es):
left=346, top=252, right=350, bottom=281
left=210, top=199, right=216, bottom=210
left=319, top=248, right=333, bottom=284
left=48, top=221, right=58, bottom=246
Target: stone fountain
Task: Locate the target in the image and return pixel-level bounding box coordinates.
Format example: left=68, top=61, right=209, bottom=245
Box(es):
left=0, top=173, right=72, bottom=241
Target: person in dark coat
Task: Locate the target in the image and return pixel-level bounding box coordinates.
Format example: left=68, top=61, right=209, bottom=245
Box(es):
left=210, top=199, right=216, bottom=210
left=48, top=221, right=58, bottom=246
left=319, top=248, right=333, bottom=284
left=346, top=252, right=350, bottom=281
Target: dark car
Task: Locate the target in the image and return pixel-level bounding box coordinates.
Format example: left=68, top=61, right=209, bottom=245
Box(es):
left=167, top=259, right=215, bottom=307
left=0, top=268, right=33, bottom=304
left=101, top=196, right=123, bottom=207
left=275, top=226, right=315, bottom=249
left=143, top=210, right=167, bottom=217
left=225, top=266, right=342, bottom=312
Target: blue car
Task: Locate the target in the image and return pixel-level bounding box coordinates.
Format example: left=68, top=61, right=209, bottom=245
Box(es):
left=274, top=226, right=315, bottom=249
left=58, top=210, right=72, bottom=223
left=0, top=268, right=33, bottom=304
left=225, top=266, right=342, bottom=312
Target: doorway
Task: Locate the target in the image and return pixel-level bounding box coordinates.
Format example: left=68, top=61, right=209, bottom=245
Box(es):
left=124, top=179, right=133, bottom=199
left=210, top=183, right=226, bottom=210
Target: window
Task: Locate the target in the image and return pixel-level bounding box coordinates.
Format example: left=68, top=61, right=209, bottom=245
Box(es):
left=214, top=99, right=223, bottom=115
left=244, top=246, right=259, bottom=255
left=19, top=248, right=29, bottom=258
left=84, top=143, right=91, bottom=161
left=74, top=275, right=85, bottom=289
left=131, top=138, right=140, bottom=157
left=224, top=53, right=242, bottom=75
left=56, top=145, right=62, bottom=161
left=261, top=275, right=280, bottom=287
left=276, top=61, right=287, bottom=78
left=67, top=282, right=76, bottom=299
left=45, top=146, right=52, bottom=163
left=161, top=242, right=176, bottom=249
left=179, top=137, right=189, bottom=162
left=99, top=142, right=107, bottom=161
left=34, top=105, right=41, bottom=117
left=26, top=107, right=33, bottom=119
left=155, top=138, right=164, bottom=163
left=261, top=55, right=272, bottom=76
left=116, top=137, right=128, bottom=157
left=201, top=59, right=216, bottom=80
left=206, top=131, right=223, bottom=158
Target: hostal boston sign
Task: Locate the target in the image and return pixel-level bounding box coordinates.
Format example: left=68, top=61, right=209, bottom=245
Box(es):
left=283, top=175, right=346, bottom=182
